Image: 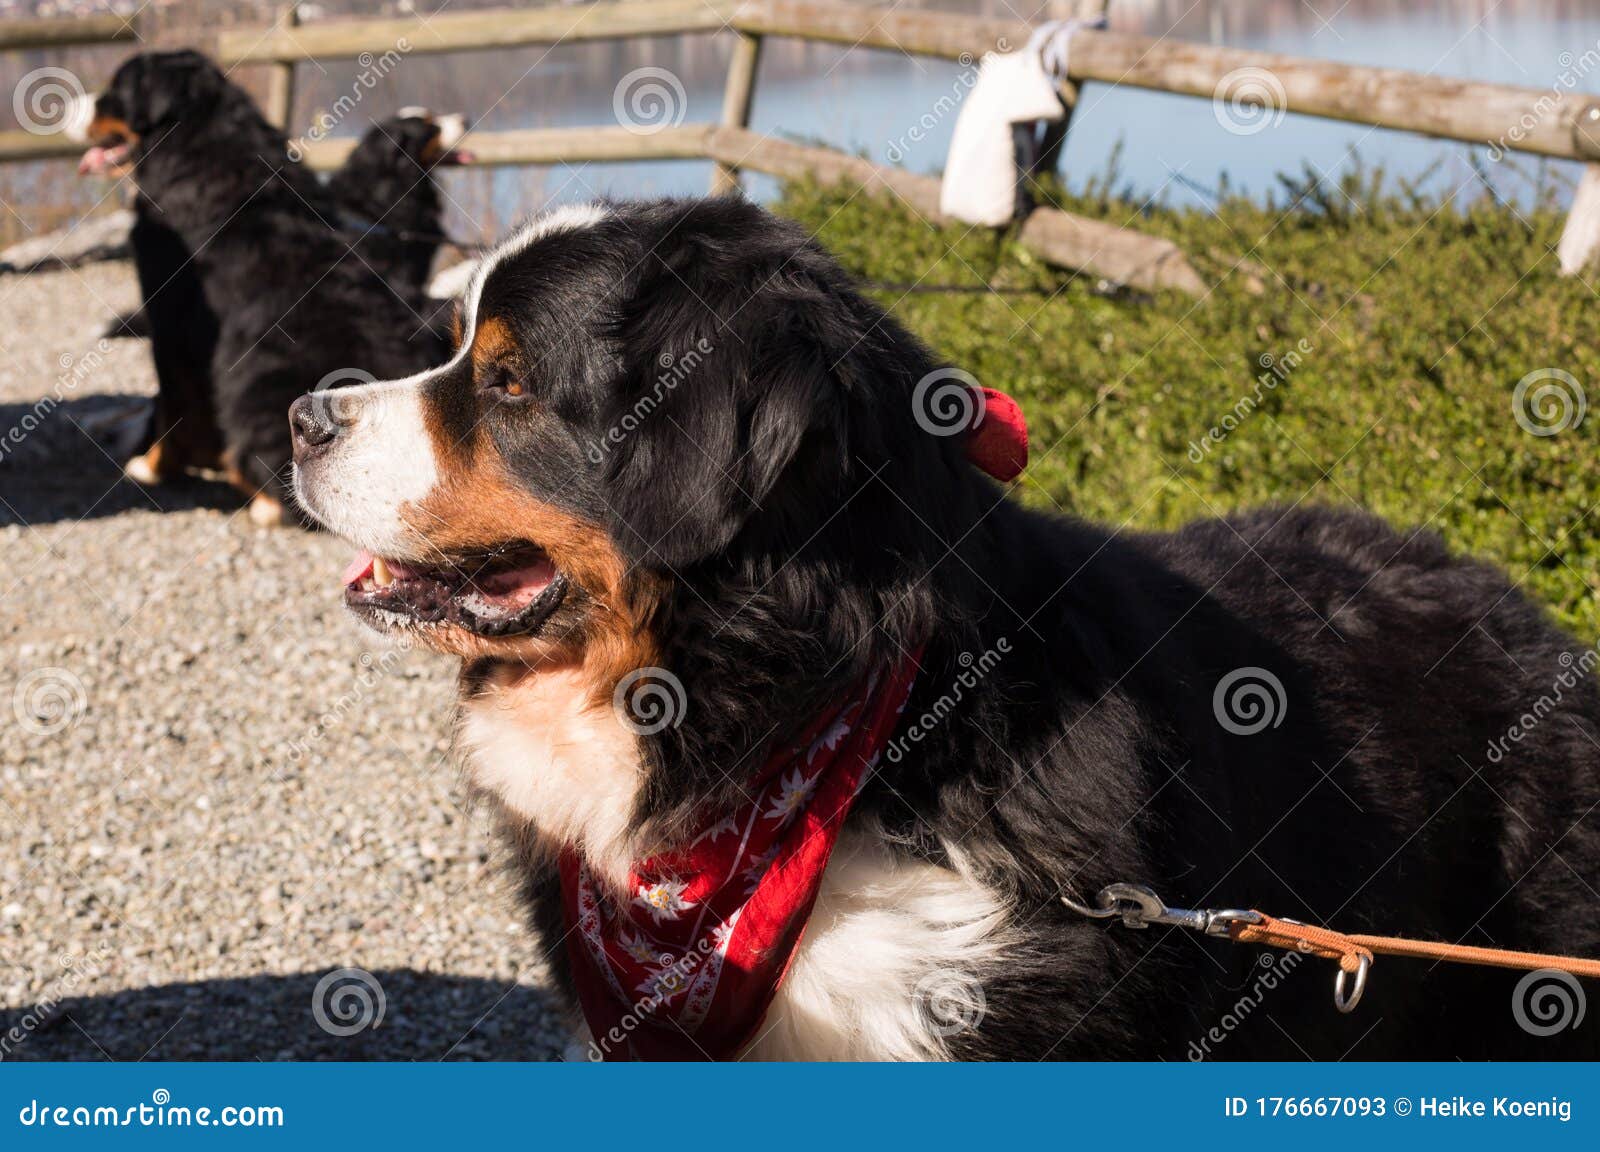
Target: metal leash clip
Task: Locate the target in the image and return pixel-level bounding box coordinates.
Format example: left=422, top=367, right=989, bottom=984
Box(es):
left=1063, top=883, right=1369, bottom=1013
left=1061, top=882, right=1263, bottom=938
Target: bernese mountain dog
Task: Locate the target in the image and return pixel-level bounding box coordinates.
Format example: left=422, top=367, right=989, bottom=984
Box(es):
left=78, top=51, right=447, bottom=525
left=327, top=107, right=472, bottom=302
left=291, top=198, right=1600, bottom=1061
left=100, top=108, right=470, bottom=341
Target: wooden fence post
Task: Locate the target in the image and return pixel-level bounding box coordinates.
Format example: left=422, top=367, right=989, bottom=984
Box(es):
left=264, top=4, right=302, bottom=130
left=710, top=31, right=763, bottom=195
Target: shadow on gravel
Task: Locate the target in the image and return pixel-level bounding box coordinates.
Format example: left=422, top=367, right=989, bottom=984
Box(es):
left=1, top=970, right=565, bottom=1061
left=0, top=394, right=246, bottom=527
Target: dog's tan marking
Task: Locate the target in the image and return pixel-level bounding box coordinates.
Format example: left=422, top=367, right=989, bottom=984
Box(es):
left=400, top=363, right=662, bottom=691
left=469, top=315, right=518, bottom=379
left=401, top=468, right=662, bottom=694
left=87, top=114, right=135, bottom=147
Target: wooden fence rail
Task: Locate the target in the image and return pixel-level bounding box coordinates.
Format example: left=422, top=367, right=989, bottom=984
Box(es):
left=0, top=13, right=138, bottom=52
left=215, top=0, right=737, bottom=63
left=201, top=0, right=1600, bottom=166
left=6, top=0, right=1600, bottom=280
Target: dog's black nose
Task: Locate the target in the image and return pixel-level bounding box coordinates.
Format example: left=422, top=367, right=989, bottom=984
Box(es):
left=289, top=393, right=340, bottom=455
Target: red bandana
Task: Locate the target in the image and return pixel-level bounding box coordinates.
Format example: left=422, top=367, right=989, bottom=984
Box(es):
left=561, top=654, right=923, bottom=1061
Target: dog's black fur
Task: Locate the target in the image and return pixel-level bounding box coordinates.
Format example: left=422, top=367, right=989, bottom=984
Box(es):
left=527, top=201, right=1598, bottom=1059
left=105, top=112, right=461, bottom=344
left=327, top=113, right=465, bottom=301
left=297, top=197, right=1600, bottom=1059
left=89, top=53, right=446, bottom=504
left=122, top=190, right=223, bottom=470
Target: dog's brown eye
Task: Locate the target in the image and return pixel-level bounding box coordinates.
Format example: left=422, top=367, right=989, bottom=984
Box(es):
left=480, top=362, right=527, bottom=399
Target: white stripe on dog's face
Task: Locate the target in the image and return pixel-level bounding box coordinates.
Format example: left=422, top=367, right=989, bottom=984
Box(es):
left=434, top=113, right=466, bottom=149
left=292, top=374, right=440, bottom=557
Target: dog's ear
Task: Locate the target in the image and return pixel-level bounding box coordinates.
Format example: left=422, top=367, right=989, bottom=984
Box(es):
left=597, top=211, right=853, bottom=571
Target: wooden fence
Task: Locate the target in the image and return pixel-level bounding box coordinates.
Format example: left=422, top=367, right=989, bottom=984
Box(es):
left=6, top=0, right=1600, bottom=287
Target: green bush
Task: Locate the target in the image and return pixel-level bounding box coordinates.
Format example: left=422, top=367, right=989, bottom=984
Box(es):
left=774, top=170, right=1600, bottom=636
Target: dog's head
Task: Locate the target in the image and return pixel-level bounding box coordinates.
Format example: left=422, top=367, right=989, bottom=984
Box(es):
left=76, top=50, right=228, bottom=176
left=291, top=198, right=969, bottom=682
left=349, top=108, right=474, bottom=177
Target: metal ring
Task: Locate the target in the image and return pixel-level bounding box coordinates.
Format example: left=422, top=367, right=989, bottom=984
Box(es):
left=1203, top=909, right=1262, bottom=937
left=1060, top=888, right=1119, bottom=919
left=1333, top=955, right=1370, bottom=1013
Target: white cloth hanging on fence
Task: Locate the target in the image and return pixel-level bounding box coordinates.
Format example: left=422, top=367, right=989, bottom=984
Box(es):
left=938, top=17, right=1106, bottom=227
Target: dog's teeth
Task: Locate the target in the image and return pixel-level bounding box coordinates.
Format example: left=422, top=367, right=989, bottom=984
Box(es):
left=373, top=557, right=394, bottom=587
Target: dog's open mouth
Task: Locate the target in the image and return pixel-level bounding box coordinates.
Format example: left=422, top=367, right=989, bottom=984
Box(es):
left=78, top=116, right=138, bottom=177
left=77, top=140, right=134, bottom=176
left=342, top=546, right=567, bottom=637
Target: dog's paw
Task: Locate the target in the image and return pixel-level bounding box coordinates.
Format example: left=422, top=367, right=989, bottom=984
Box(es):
left=124, top=451, right=162, bottom=486
left=248, top=493, right=286, bottom=528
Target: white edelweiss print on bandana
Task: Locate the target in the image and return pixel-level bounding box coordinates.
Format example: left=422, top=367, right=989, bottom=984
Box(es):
left=634, top=877, right=696, bottom=923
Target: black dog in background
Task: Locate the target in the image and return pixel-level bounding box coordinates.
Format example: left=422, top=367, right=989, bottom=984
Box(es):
left=102, top=109, right=470, bottom=339
left=86, top=103, right=467, bottom=505
left=78, top=52, right=449, bottom=524
left=328, top=107, right=472, bottom=301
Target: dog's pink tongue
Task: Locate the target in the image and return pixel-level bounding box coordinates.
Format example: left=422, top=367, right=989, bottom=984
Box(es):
left=343, top=550, right=374, bottom=586
left=77, top=147, right=110, bottom=176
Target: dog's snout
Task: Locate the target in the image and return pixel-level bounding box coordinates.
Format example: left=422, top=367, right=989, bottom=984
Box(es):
left=289, top=393, right=341, bottom=455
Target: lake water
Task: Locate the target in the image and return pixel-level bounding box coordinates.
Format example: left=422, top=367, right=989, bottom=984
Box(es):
left=6, top=1, right=1600, bottom=236
left=333, top=0, right=1600, bottom=233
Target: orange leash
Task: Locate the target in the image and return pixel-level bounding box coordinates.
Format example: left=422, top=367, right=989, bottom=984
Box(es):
left=1062, top=882, right=1600, bottom=1013
left=1233, top=911, right=1600, bottom=979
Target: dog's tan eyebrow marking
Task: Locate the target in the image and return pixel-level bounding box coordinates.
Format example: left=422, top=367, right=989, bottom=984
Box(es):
left=470, top=314, right=516, bottom=371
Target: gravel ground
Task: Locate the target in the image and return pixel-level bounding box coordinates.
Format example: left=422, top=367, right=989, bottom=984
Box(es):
left=0, top=262, right=568, bottom=1061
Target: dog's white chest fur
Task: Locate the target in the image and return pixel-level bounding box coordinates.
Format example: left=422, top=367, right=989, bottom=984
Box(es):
left=458, top=666, right=645, bottom=888
left=744, top=832, right=1009, bottom=1061
left=460, top=675, right=1008, bottom=1061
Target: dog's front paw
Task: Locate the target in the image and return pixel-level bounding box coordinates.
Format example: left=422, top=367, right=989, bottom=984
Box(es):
left=247, top=493, right=286, bottom=528
left=124, top=448, right=165, bottom=485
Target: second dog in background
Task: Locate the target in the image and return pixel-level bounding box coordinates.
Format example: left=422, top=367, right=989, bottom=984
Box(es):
left=78, top=52, right=462, bottom=524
